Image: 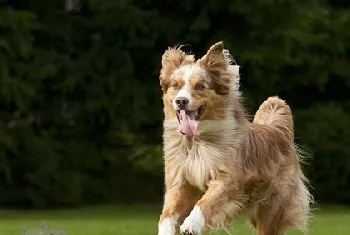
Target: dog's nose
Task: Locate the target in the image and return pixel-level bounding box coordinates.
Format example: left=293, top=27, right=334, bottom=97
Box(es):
left=175, top=97, right=189, bottom=109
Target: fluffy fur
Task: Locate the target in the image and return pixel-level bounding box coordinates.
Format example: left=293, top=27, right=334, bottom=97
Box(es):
left=157, top=41, right=312, bottom=235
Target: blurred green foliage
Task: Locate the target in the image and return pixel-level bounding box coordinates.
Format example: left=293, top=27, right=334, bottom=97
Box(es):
left=0, top=0, right=349, bottom=208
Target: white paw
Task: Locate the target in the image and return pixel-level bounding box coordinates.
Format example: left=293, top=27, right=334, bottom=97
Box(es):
left=157, top=214, right=179, bottom=235
left=180, top=206, right=205, bottom=235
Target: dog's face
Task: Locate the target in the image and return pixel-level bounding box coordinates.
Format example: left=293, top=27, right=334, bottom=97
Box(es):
left=160, top=42, right=239, bottom=137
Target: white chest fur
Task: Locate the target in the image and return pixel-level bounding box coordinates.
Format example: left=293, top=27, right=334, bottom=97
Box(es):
left=182, top=143, right=220, bottom=191
left=163, top=119, right=239, bottom=191
left=164, top=137, right=232, bottom=191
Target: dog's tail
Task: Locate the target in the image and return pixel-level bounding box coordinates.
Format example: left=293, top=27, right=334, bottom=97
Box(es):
left=253, top=96, right=294, bottom=142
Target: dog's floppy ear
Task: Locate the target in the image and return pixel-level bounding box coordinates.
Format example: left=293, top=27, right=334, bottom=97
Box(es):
left=199, top=41, right=230, bottom=95
left=160, top=47, right=193, bottom=92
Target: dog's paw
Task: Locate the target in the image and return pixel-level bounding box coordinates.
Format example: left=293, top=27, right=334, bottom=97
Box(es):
left=157, top=214, right=178, bottom=235
left=180, top=206, right=205, bottom=235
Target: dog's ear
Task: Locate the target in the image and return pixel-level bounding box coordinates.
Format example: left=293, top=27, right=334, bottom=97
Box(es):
left=199, top=41, right=230, bottom=95
left=160, top=47, right=193, bottom=92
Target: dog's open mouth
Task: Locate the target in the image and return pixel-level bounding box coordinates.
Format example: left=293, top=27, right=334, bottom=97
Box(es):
left=176, top=105, right=205, bottom=137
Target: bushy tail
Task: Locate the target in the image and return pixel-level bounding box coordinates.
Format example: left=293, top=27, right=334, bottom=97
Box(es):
left=253, top=96, right=294, bottom=142
left=254, top=96, right=314, bottom=231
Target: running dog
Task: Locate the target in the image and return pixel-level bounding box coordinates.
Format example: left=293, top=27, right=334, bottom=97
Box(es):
left=157, top=41, right=311, bottom=235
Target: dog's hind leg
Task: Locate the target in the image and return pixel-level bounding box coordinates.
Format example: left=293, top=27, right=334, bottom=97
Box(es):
left=250, top=204, right=286, bottom=235
left=158, top=184, right=200, bottom=235
left=179, top=180, right=245, bottom=235
left=251, top=184, right=310, bottom=235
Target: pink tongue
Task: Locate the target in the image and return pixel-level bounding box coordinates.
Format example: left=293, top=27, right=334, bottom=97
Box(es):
left=179, top=110, right=199, bottom=137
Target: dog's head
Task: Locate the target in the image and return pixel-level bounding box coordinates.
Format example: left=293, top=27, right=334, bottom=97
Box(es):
left=159, top=41, right=240, bottom=137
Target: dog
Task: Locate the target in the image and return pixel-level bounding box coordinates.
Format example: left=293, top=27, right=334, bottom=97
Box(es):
left=157, top=41, right=312, bottom=235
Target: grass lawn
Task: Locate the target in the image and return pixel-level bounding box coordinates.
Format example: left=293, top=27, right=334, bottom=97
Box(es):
left=0, top=205, right=349, bottom=235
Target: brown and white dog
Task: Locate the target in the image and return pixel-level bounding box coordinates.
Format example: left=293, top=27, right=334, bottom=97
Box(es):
left=157, top=41, right=312, bottom=235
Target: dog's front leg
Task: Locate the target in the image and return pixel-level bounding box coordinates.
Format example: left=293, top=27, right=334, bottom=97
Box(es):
left=180, top=180, right=244, bottom=235
left=158, top=184, right=200, bottom=235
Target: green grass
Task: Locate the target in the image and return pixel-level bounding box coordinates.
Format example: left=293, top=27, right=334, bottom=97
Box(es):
left=1, top=205, right=349, bottom=235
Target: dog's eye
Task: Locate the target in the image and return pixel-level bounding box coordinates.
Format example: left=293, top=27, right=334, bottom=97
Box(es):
left=173, top=84, right=178, bottom=90
left=195, top=85, right=204, bottom=91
